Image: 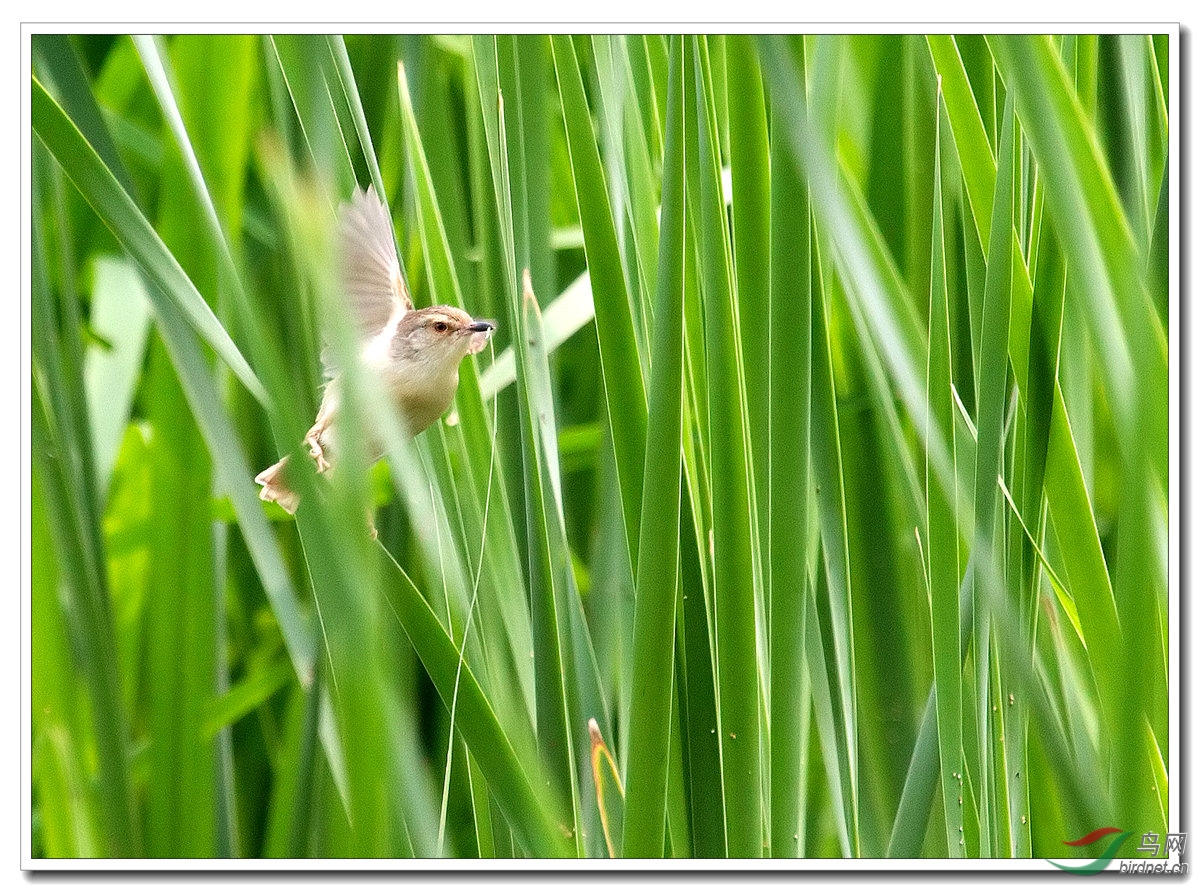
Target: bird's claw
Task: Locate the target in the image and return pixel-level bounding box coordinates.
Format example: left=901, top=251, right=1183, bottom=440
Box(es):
left=304, top=425, right=331, bottom=473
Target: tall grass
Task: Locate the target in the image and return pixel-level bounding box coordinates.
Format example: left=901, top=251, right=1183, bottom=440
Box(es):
left=29, top=31, right=1172, bottom=859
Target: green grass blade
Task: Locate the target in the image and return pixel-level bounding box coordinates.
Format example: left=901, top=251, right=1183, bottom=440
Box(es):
left=967, top=92, right=1018, bottom=858
left=28, top=30, right=1171, bottom=862
left=265, top=35, right=356, bottom=198
left=377, top=548, right=572, bottom=857
left=32, top=157, right=142, bottom=858
left=32, top=75, right=266, bottom=405
left=477, top=270, right=595, bottom=400
left=926, top=36, right=996, bottom=248
left=550, top=34, right=649, bottom=576
left=766, top=38, right=812, bottom=858
left=989, top=35, right=1166, bottom=488
left=138, top=335, right=218, bottom=857
left=621, top=32, right=685, bottom=856
left=928, top=86, right=963, bottom=858
left=725, top=33, right=771, bottom=637
left=396, top=59, right=536, bottom=732
left=808, top=253, right=861, bottom=857
left=473, top=35, right=602, bottom=855
left=32, top=35, right=139, bottom=197
left=690, top=35, right=762, bottom=858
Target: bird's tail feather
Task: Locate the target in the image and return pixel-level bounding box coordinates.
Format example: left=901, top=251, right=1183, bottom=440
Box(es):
left=255, top=457, right=300, bottom=514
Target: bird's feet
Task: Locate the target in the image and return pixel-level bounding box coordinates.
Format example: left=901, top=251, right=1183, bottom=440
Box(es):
left=304, top=424, right=331, bottom=473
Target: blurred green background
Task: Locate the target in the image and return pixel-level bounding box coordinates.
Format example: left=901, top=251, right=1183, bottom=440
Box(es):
left=30, top=32, right=1171, bottom=859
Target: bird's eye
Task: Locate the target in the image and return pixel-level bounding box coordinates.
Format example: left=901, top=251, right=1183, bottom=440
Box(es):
left=434, top=321, right=448, bottom=333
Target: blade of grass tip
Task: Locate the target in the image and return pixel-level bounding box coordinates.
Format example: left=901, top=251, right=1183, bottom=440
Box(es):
left=1021, top=217, right=1066, bottom=572
left=590, top=720, right=626, bottom=858
left=511, top=35, right=555, bottom=303
left=887, top=558, right=975, bottom=857
left=690, top=35, right=762, bottom=858
left=886, top=688, right=939, bottom=857
left=928, top=81, right=963, bottom=858
left=462, top=42, right=512, bottom=333
left=465, top=751, right=496, bottom=858
left=766, top=33, right=812, bottom=858
left=410, top=39, right=479, bottom=312
left=926, top=36, right=996, bottom=250
left=997, top=476, right=1083, bottom=645
left=477, top=269, right=595, bottom=401
left=621, top=31, right=685, bottom=858
left=664, top=675, right=693, bottom=857
left=805, top=557, right=854, bottom=857
left=470, top=37, right=517, bottom=289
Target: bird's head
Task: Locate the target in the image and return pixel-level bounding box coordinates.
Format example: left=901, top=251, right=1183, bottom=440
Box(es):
left=391, top=306, right=495, bottom=378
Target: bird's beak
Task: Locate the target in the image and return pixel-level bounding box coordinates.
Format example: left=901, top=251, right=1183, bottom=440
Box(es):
left=465, top=319, right=496, bottom=355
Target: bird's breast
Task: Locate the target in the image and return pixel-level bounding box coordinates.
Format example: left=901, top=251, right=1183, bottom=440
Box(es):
left=392, top=369, right=459, bottom=435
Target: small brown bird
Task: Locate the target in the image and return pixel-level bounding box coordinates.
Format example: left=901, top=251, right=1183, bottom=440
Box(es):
left=256, top=186, right=495, bottom=514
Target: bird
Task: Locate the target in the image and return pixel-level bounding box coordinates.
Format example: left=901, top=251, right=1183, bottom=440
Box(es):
left=255, top=185, right=495, bottom=514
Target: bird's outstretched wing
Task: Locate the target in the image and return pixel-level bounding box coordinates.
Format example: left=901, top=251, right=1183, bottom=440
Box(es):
left=338, top=184, right=412, bottom=343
